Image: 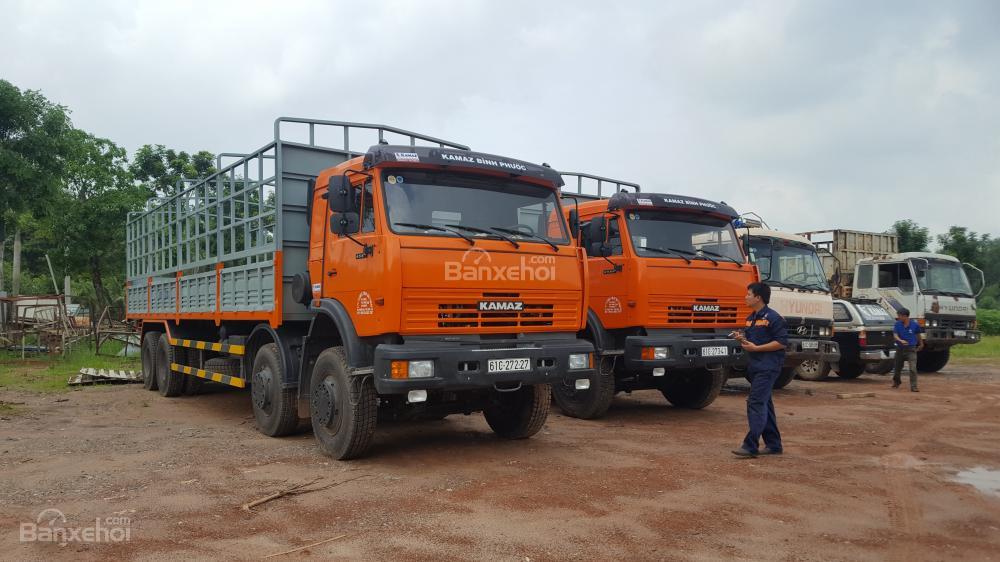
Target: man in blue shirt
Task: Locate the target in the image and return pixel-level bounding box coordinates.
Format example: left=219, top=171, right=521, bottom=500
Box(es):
left=892, top=307, right=924, bottom=392
left=731, top=282, right=788, bottom=458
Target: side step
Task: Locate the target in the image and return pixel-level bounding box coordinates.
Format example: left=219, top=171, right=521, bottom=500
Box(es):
left=171, top=363, right=246, bottom=388
left=168, top=337, right=245, bottom=356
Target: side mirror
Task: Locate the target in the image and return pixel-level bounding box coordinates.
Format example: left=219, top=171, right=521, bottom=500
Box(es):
left=568, top=209, right=580, bottom=240
left=585, top=216, right=609, bottom=256
left=326, top=176, right=354, bottom=213
left=331, top=212, right=360, bottom=236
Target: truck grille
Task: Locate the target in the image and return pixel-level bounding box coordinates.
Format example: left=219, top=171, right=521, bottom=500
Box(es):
left=650, top=297, right=744, bottom=327
left=402, top=290, right=580, bottom=333
left=933, top=317, right=974, bottom=330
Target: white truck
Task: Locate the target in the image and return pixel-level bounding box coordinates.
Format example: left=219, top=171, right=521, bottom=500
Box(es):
left=738, top=218, right=840, bottom=387
left=801, top=230, right=984, bottom=372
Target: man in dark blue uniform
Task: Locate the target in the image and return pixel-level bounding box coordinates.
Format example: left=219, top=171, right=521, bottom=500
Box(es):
left=731, top=282, right=788, bottom=458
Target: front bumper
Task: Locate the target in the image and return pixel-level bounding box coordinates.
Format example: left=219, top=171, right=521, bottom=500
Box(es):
left=923, top=328, right=982, bottom=346
left=785, top=337, right=840, bottom=367
left=373, top=336, right=595, bottom=394
left=859, top=347, right=895, bottom=363
left=623, top=333, right=745, bottom=372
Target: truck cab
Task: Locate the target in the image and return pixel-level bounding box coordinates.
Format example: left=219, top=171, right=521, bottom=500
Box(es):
left=850, top=252, right=982, bottom=372
left=553, top=176, right=755, bottom=419
left=742, top=227, right=840, bottom=387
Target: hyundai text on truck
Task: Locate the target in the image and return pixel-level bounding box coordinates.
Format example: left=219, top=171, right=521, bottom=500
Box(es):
left=739, top=220, right=840, bottom=387
left=127, top=118, right=596, bottom=459
left=550, top=173, right=755, bottom=419
left=802, top=229, right=984, bottom=373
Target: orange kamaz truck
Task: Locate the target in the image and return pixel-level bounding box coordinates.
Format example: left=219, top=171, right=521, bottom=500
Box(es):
left=553, top=173, right=755, bottom=418
left=126, top=118, right=595, bottom=459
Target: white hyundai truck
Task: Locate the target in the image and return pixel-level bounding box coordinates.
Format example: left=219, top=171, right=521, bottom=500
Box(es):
left=801, top=230, right=984, bottom=372
left=738, top=219, right=840, bottom=387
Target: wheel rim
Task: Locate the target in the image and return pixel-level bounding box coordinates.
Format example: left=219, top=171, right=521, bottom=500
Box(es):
left=312, top=374, right=342, bottom=434
left=252, top=367, right=273, bottom=413
left=799, top=360, right=819, bottom=375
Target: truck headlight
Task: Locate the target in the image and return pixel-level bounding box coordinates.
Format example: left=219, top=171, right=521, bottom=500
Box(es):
left=568, top=353, right=591, bottom=370
left=929, top=319, right=939, bottom=328
left=408, top=360, right=434, bottom=378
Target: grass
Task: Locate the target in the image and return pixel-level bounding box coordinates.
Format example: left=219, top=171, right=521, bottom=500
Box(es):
left=0, top=341, right=140, bottom=393
left=951, top=336, right=1000, bottom=359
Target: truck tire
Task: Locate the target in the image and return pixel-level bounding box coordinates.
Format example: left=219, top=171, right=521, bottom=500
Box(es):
left=773, top=368, right=795, bottom=389
left=251, top=343, right=300, bottom=437
left=155, top=334, right=186, bottom=397
left=917, top=349, right=950, bottom=373
left=795, top=360, right=831, bottom=381
left=309, top=347, right=377, bottom=460
left=660, top=368, right=725, bottom=409
left=836, top=361, right=865, bottom=379
left=551, top=358, right=615, bottom=419
left=141, top=331, right=161, bottom=391
left=484, top=384, right=551, bottom=439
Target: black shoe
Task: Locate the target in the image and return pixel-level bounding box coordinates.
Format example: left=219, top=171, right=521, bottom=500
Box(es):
left=892, top=382, right=901, bottom=388
left=761, top=448, right=783, bottom=455
left=911, top=387, right=919, bottom=392
left=731, top=448, right=757, bottom=458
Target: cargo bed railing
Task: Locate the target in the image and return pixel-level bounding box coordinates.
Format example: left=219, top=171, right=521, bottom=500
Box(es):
left=559, top=172, right=641, bottom=200
left=126, top=118, right=468, bottom=324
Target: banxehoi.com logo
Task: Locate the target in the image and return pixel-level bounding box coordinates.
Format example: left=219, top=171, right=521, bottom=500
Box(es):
left=20, top=508, right=132, bottom=545
left=445, top=248, right=556, bottom=282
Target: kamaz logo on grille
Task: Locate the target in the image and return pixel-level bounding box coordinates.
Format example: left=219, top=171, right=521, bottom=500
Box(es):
left=478, top=301, right=525, bottom=312
left=692, top=304, right=720, bottom=312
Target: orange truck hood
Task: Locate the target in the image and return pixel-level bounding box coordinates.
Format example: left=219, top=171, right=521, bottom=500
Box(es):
left=636, top=259, right=755, bottom=328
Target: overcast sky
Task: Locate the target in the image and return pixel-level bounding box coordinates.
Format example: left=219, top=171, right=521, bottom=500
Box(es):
left=3, top=0, right=998, bottom=240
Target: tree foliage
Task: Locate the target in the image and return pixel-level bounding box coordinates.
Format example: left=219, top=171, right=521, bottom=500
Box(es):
left=130, top=144, right=215, bottom=196
left=889, top=219, right=930, bottom=253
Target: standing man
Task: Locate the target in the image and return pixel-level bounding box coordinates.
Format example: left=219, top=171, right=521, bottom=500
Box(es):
left=731, top=282, right=788, bottom=458
left=892, top=307, right=923, bottom=392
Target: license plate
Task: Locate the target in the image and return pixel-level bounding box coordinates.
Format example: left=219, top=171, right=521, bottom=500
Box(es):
left=954, top=330, right=967, bottom=337
left=488, top=358, right=531, bottom=373
left=801, top=340, right=819, bottom=350
left=701, top=346, right=728, bottom=357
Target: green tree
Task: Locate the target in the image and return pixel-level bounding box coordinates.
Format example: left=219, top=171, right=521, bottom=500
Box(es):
left=888, top=220, right=930, bottom=253
left=41, top=130, right=145, bottom=311
left=0, top=79, right=74, bottom=294
left=130, top=144, right=215, bottom=196
left=937, top=226, right=989, bottom=265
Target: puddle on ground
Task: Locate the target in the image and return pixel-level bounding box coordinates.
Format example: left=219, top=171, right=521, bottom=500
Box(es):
left=953, top=467, right=1000, bottom=497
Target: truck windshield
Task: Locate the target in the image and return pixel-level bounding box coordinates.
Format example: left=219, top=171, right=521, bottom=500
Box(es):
left=382, top=170, right=569, bottom=244
left=749, top=239, right=830, bottom=292
left=625, top=211, right=744, bottom=263
left=914, top=259, right=973, bottom=296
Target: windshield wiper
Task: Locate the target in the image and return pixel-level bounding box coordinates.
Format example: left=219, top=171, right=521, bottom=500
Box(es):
left=488, top=226, right=559, bottom=251
left=766, top=280, right=801, bottom=291
left=800, top=282, right=831, bottom=293
left=699, top=249, right=744, bottom=267
left=393, top=222, right=475, bottom=246
left=638, top=246, right=691, bottom=264
left=442, top=224, right=520, bottom=249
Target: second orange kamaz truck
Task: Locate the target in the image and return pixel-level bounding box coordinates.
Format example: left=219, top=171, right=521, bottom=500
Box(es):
left=554, top=173, right=756, bottom=418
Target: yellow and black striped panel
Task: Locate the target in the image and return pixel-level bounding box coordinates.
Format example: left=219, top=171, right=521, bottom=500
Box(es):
left=170, top=363, right=246, bottom=388
left=168, top=338, right=245, bottom=356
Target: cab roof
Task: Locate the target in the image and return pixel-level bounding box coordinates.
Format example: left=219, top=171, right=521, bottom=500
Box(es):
left=747, top=228, right=814, bottom=247
left=604, top=192, right=739, bottom=219
left=362, top=144, right=564, bottom=186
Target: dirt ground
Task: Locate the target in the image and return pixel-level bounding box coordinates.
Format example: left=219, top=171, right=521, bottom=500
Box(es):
left=2, top=359, right=1000, bottom=561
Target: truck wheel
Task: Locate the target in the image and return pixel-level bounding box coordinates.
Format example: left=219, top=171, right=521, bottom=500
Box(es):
left=917, top=349, right=950, bottom=373
left=660, top=368, right=725, bottom=409
left=484, top=384, right=551, bottom=439
left=309, top=347, right=377, bottom=460
left=773, top=368, right=795, bottom=389
left=141, top=331, right=161, bottom=391
left=795, top=360, right=831, bottom=381
left=836, top=361, right=865, bottom=379
left=251, top=343, right=300, bottom=437
left=551, top=358, right=615, bottom=419
left=155, top=334, right=186, bottom=397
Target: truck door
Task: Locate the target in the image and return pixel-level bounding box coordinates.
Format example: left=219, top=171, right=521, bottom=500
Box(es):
left=325, top=179, right=386, bottom=333
left=585, top=214, right=629, bottom=328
